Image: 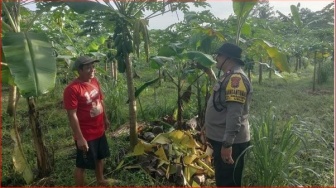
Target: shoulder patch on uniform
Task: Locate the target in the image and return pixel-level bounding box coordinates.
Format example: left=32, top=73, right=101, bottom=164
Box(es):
left=225, top=74, right=247, bottom=103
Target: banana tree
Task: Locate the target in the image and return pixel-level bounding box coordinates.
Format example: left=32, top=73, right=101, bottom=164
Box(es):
left=233, top=0, right=291, bottom=80
left=232, top=0, right=258, bottom=45
left=149, top=43, right=216, bottom=128
left=2, top=1, right=57, bottom=181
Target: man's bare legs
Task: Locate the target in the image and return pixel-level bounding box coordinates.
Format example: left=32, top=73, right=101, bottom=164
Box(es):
left=95, top=159, right=108, bottom=185
left=74, top=167, right=85, bottom=186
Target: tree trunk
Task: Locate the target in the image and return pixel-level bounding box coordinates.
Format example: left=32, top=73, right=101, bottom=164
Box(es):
left=110, top=61, right=114, bottom=79
left=7, top=85, right=17, bottom=117
left=295, top=56, right=299, bottom=72
left=196, top=78, right=202, bottom=126
left=27, top=97, right=52, bottom=177
left=177, top=75, right=183, bottom=129
left=312, top=51, right=317, bottom=92
left=258, top=58, right=263, bottom=84
left=111, top=60, right=118, bottom=81
left=317, top=50, right=324, bottom=84
left=125, top=54, right=138, bottom=150
left=268, top=58, right=272, bottom=79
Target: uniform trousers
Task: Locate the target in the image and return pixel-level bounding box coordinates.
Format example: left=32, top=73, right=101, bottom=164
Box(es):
left=208, top=138, right=250, bottom=187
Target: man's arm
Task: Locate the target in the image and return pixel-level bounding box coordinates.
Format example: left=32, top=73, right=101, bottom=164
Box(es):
left=67, top=109, right=88, bottom=152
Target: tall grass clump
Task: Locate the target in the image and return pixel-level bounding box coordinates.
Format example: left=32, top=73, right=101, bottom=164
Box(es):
left=317, top=59, right=334, bottom=84
left=292, top=118, right=334, bottom=186
left=100, top=77, right=129, bottom=128
left=245, top=106, right=303, bottom=186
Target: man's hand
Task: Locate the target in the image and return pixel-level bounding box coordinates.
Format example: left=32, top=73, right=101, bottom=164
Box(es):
left=221, top=146, right=234, bottom=164
left=77, top=137, right=89, bottom=152
left=104, top=118, right=110, bottom=131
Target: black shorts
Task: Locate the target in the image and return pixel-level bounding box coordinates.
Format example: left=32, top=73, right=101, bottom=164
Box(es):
left=75, top=133, right=110, bottom=170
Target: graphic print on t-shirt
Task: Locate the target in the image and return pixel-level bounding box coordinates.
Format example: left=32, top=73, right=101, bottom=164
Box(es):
left=84, top=88, right=103, bottom=117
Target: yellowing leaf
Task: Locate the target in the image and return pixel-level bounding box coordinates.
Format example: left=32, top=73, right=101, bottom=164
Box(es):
left=183, top=154, right=198, bottom=165
left=129, top=141, right=145, bottom=156
left=10, top=129, right=33, bottom=184
left=151, top=133, right=171, bottom=145
left=181, top=132, right=199, bottom=148
left=154, top=146, right=168, bottom=162
left=115, top=160, right=125, bottom=171
left=168, top=130, right=185, bottom=143
left=189, top=163, right=205, bottom=175
left=192, top=180, right=200, bottom=187
left=169, top=130, right=200, bottom=148
left=196, top=159, right=215, bottom=177
left=187, top=165, right=198, bottom=178
left=141, top=140, right=156, bottom=152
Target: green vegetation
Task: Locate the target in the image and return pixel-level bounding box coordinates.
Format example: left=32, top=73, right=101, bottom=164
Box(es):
left=1, top=0, right=334, bottom=186
left=2, top=61, right=333, bottom=186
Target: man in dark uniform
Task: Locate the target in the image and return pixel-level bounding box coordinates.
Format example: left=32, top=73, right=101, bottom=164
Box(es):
left=205, top=43, right=252, bottom=186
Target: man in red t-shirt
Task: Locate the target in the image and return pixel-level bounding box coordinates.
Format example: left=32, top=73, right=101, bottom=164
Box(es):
left=63, top=56, right=110, bottom=186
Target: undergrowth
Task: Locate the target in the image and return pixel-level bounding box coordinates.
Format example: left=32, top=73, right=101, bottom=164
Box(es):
left=1, top=64, right=333, bottom=186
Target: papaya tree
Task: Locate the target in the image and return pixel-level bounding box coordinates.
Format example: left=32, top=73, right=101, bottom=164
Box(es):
left=40, top=0, right=210, bottom=149
left=2, top=1, right=57, bottom=180
left=97, top=0, right=210, bottom=149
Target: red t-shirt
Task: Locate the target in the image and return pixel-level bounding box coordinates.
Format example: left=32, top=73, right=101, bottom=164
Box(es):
left=63, top=77, right=105, bottom=141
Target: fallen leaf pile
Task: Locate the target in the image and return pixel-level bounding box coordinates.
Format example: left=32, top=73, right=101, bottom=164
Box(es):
left=117, top=126, right=214, bottom=186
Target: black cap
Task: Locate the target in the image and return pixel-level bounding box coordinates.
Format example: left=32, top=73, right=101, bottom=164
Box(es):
left=73, top=56, right=99, bottom=70
left=215, top=43, right=244, bottom=65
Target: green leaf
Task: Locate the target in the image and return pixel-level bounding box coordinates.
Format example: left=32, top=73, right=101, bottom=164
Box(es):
left=290, top=5, right=303, bottom=28
left=183, top=51, right=216, bottom=67
left=253, top=39, right=291, bottom=73
left=134, top=77, right=160, bottom=99
left=232, top=0, right=258, bottom=20
left=150, top=56, right=174, bottom=69
left=158, top=43, right=184, bottom=57
left=1, top=63, right=15, bottom=85
left=2, top=32, right=57, bottom=97
left=241, top=23, right=252, bottom=37
left=88, top=42, right=99, bottom=52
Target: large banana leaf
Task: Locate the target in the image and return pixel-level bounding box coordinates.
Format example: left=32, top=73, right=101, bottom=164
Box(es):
left=2, top=32, right=57, bottom=97
left=254, top=39, right=291, bottom=73
left=1, top=63, right=15, bottom=85
left=182, top=51, right=216, bottom=67
left=158, top=43, right=185, bottom=57
left=290, top=5, right=303, bottom=28
left=232, top=0, right=257, bottom=20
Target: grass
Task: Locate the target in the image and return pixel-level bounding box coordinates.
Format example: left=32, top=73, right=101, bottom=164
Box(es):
left=1, top=63, right=334, bottom=186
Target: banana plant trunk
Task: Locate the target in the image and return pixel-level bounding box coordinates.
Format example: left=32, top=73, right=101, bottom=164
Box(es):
left=268, top=58, right=272, bottom=79
left=124, top=54, right=138, bottom=149
left=313, top=51, right=317, bottom=92
left=6, top=85, right=17, bottom=117
left=177, top=73, right=183, bottom=129
left=27, top=97, right=52, bottom=177
left=258, top=57, right=263, bottom=84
